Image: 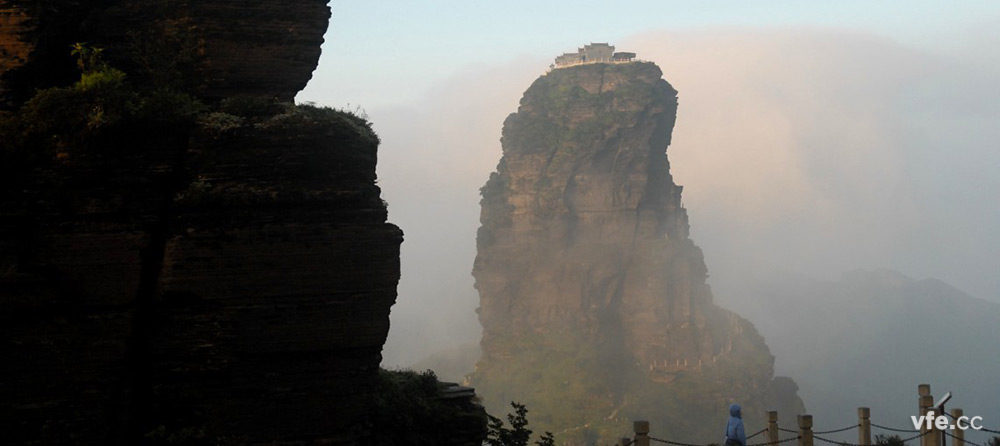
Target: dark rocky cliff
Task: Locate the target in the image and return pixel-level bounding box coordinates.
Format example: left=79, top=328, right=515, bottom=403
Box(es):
left=0, top=1, right=431, bottom=445
left=471, top=62, right=804, bottom=444
left=0, top=0, right=329, bottom=107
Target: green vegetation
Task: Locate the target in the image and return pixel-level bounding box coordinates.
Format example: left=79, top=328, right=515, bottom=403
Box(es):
left=1, top=41, right=378, bottom=212
left=1, top=42, right=203, bottom=146
left=176, top=101, right=378, bottom=209
left=71, top=42, right=106, bottom=73
left=480, top=171, right=506, bottom=199
left=256, top=102, right=376, bottom=137
left=501, top=114, right=564, bottom=154
left=486, top=402, right=555, bottom=446
left=0, top=43, right=205, bottom=199
left=502, top=64, right=664, bottom=167
left=471, top=317, right=779, bottom=444
left=370, top=369, right=487, bottom=446
left=198, top=99, right=374, bottom=137
left=471, top=332, right=632, bottom=443
left=141, top=369, right=489, bottom=445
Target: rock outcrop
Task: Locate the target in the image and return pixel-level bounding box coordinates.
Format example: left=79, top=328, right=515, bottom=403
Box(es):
left=0, top=0, right=330, bottom=107
left=0, top=4, right=33, bottom=78
left=0, top=1, right=429, bottom=445
left=2, top=105, right=403, bottom=445
left=471, top=61, right=804, bottom=444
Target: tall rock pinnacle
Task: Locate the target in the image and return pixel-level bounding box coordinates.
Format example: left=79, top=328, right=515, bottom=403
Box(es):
left=471, top=61, right=803, bottom=444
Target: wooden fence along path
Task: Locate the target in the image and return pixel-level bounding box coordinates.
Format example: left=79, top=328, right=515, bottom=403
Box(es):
left=620, top=385, right=1000, bottom=446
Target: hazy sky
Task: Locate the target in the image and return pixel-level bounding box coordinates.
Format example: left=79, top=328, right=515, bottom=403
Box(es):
left=297, top=2, right=1000, bottom=368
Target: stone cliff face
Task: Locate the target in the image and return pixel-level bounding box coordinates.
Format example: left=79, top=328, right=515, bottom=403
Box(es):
left=0, top=1, right=422, bottom=445
left=0, top=4, right=32, bottom=76
left=471, top=62, right=804, bottom=444
left=0, top=0, right=329, bottom=107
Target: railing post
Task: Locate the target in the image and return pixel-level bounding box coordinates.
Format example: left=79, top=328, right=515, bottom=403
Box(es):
left=635, top=420, right=650, bottom=446
left=919, top=385, right=932, bottom=446
left=768, top=411, right=780, bottom=446
left=859, top=407, right=871, bottom=446
left=951, top=409, right=964, bottom=446
left=798, top=415, right=813, bottom=446
left=921, top=394, right=938, bottom=446
left=918, top=384, right=931, bottom=398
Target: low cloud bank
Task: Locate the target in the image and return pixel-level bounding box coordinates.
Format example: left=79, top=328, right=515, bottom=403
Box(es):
left=372, top=28, right=1000, bottom=368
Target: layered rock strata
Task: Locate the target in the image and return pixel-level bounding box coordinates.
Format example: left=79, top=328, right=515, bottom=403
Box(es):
left=0, top=0, right=330, bottom=107
left=0, top=108, right=405, bottom=445
left=0, top=1, right=419, bottom=445
left=471, top=62, right=803, bottom=444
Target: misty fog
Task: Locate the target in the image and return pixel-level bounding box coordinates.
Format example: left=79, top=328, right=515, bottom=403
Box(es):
left=329, top=27, right=1000, bottom=372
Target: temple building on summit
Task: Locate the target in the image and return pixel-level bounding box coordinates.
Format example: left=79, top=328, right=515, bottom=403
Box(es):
left=553, top=42, right=637, bottom=68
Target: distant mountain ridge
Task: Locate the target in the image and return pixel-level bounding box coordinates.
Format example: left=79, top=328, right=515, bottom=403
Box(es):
left=723, top=268, right=1000, bottom=442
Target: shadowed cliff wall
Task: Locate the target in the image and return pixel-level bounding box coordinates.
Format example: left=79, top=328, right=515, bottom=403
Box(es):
left=0, top=0, right=330, bottom=108
left=0, top=1, right=415, bottom=444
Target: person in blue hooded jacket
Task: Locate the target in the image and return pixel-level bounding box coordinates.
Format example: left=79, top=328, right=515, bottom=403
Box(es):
left=725, top=403, right=747, bottom=446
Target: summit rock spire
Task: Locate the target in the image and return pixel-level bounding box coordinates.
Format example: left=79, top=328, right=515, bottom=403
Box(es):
left=470, top=60, right=804, bottom=444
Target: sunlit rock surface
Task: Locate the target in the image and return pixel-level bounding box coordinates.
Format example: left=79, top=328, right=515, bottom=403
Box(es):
left=471, top=61, right=804, bottom=444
